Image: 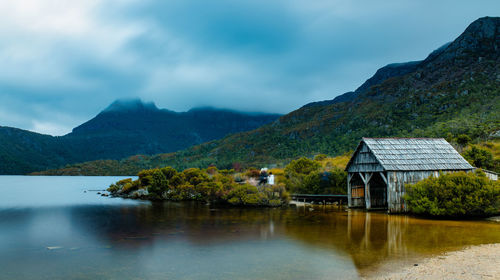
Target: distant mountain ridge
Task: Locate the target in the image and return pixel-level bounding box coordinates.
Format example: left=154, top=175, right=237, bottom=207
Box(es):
left=0, top=101, right=281, bottom=174
left=303, top=41, right=453, bottom=108
left=35, top=16, right=500, bottom=175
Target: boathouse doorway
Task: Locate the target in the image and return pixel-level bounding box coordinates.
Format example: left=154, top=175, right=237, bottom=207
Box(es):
left=369, top=172, right=387, bottom=209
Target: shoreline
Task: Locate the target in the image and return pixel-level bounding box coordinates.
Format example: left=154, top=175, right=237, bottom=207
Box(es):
left=364, top=243, right=500, bottom=280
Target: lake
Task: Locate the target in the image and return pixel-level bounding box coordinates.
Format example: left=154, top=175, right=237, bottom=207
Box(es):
left=1, top=176, right=499, bottom=279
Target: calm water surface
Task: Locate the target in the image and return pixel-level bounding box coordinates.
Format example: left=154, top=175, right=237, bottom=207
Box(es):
left=1, top=176, right=499, bottom=279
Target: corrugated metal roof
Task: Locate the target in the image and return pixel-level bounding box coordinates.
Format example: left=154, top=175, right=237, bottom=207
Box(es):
left=347, top=138, right=473, bottom=171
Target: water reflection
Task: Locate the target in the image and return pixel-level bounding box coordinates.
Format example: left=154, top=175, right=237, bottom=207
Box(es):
left=1, top=176, right=499, bottom=279
left=68, top=202, right=500, bottom=274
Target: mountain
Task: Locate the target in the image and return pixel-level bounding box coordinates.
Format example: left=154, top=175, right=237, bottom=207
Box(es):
left=303, top=60, right=422, bottom=108
left=36, top=16, right=500, bottom=176
left=302, top=42, right=455, bottom=109
left=0, top=101, right=280, bottom=174
left=64, top=99, right=281, bottom=162
left=0, top=127, right=72, bottom=174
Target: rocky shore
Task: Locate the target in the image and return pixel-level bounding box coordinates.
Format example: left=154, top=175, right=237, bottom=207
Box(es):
left=366, top=243, right=500, bottom=280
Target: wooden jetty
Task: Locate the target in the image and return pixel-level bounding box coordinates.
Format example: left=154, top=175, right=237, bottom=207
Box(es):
left=291, top=194, right=347, bottom=205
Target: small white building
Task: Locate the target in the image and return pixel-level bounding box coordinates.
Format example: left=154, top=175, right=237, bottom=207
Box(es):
left=483, top=170, right=498, bottom=181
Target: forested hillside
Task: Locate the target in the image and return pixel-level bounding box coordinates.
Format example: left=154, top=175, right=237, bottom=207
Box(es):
left=37, top=17, right=500, bottom=175
left=0, top=101, right=280, bottom=174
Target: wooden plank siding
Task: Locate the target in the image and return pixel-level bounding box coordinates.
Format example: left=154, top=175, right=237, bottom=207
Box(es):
left=346, top=138, right=474, bottom=213
left=386, top=170, right=439, bottom=213
left=347, top=143, right=384, bottom=173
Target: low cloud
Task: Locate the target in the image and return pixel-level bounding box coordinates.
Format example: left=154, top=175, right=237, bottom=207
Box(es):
left=0, top=0, right=498, bottom=135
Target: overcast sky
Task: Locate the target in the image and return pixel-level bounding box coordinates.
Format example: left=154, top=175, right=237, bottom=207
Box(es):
left=0, top=0, right=498, bottom=135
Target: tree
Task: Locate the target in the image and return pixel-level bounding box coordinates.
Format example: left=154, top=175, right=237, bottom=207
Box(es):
left=456, top=134, right=472, bottom=147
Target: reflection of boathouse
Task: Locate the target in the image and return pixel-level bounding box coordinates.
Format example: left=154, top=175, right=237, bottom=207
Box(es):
left=345, top=138, right=473, bottom=213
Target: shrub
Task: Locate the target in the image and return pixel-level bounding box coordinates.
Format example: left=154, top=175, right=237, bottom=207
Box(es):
left=160, top=166, right=177, bottom=180
left=109, top=166, right=290, bottom=206
left=233, top=173, right=245, bottom=183
left=245, top=168, right=260, bottom=178
left=225, top=184, right=259, bottom=205
left=456, top=134, right=471, bottom=147
left=405, top=171, right=500, bottom=217
left=107, top=178, right=133, bottom=193
left=183, top=168, right=210, bottom=186
left=138, top=169, right=156, bottom=189
left=268, top=199, right=282, bottom=206
left=148, top=169, right=168, bottom=197
left=284, top=156, right=347, bottom=195
left=463, top=146, right=494, bottom=170
left=285, top=157, right=321, bottom=175
left=107, top=183, right=120, bottom=193
left=314, top=154, right=327, bottom=161
left=326, top=168, right=348, bottom=194
left=195, top=181, right=222, bottom=202
left=206, top=166, right=217, bottom=175
left=122, top=180, right=140, bottom=194
left=219, top=169, right=235, bottom=175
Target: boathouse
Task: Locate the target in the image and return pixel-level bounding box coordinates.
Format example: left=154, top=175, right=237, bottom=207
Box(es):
left=345, top=138, right=474, bottom=213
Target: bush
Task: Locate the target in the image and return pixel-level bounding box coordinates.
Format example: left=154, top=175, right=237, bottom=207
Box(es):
left=314, top=154, right=327, bottom=161
left=285, top=157, right=321, bottom=175
left=183, top=168, right=210, bottom=186
left=245, top=168, right=260, bottom=178
left=225, top=184, right=259, bottom=205
left=456, top=134, right=471, bottom=147
left=160, top=166, right=177, bottom=180
left=327, top=168, right=348, bottom=194
left=122, top=180, right=140, bottom=194
left=405, top=171, right=500, bottom=217
left=108, top=178, right=133, bottom=194
left=109, top=166, right=290, bottom=206
left=148, top=169, right=168, bottom=197
left=284, top=157, right=346, bottom=194
left=463, top=146, right=494, bottom=170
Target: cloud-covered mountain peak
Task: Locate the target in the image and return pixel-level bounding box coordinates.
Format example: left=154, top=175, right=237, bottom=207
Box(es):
left=103, top=98, right=159, bottom=113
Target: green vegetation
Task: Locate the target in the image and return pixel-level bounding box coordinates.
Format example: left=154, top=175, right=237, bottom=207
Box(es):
left=35, top=58, right=500, bottom=176
left=0, top=103, right=279, bottom=175
left=405, top=171, right=500, bottom=217
left=107, top=166, right=290, bottom=206
left=107, top=153, right=351, bottom=206
left=463, top=144, right=500, bottom=173
left=283, top=157, right=347, bottom=195
left=32, top=18, right=500, bottom=176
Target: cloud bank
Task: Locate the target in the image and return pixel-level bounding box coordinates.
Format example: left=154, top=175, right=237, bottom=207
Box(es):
left=0, top=0, right=498, bottom=135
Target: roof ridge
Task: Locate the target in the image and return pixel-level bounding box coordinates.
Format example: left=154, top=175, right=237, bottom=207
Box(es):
left=362, top=137, right=446, bottom=140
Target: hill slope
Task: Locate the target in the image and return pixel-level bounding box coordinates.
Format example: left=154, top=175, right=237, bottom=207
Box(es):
left=64, top=99, right=281, bottom=162
left=37, top=16, right=500, bottom=176
left=0, top=101, right=280, bottom=174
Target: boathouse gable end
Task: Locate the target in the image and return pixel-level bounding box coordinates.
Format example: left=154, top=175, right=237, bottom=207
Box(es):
left=346, top=142, right=384, bottom=173
left=345, top=138, right=474, bottom=213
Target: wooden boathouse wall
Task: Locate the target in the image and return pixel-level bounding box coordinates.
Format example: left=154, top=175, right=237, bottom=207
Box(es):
left=346, top=138, right=475, bottom=213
